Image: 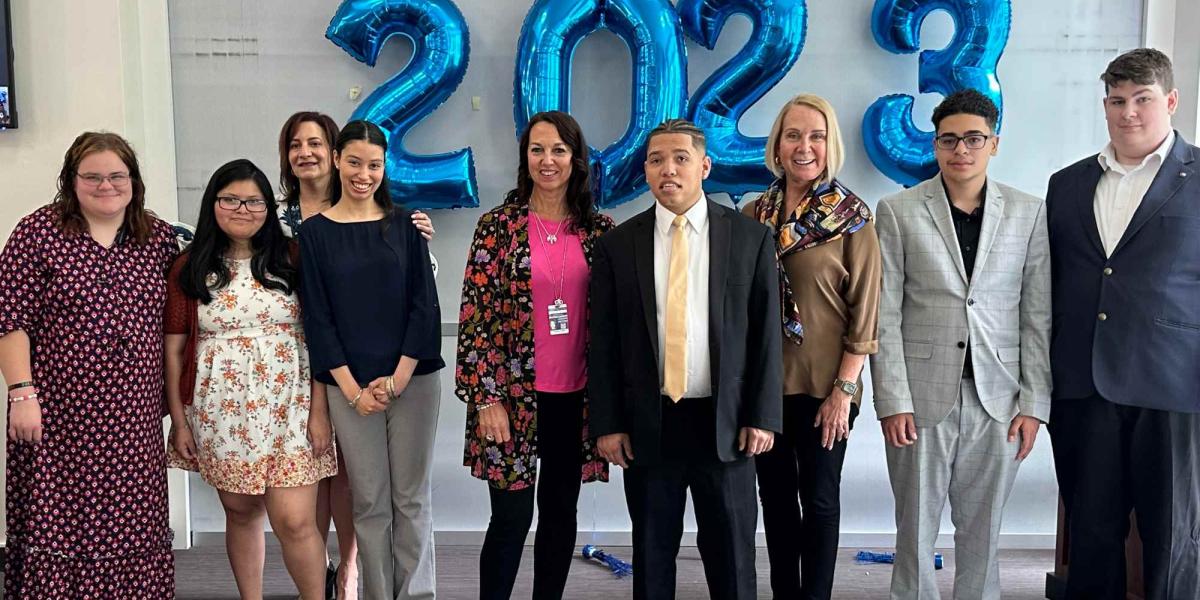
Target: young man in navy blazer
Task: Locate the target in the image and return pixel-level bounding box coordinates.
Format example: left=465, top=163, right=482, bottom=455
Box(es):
left=1046, top=48, right=1200, bottom=599
left=588, top=119, right=782, bottom=600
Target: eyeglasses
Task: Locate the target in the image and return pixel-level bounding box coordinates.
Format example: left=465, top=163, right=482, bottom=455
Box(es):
left=934, top=134, right=992, bottom=151
left=216, top=196, right=269, bottom=213
left=76, top=172, right=132, bottom=188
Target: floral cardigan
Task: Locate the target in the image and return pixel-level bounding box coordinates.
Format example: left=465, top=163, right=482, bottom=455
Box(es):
left=455, top=201, right=614, bottom=490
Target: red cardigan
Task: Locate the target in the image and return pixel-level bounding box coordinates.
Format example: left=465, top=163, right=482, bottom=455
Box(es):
left=164, top=255, right=200, bottom=405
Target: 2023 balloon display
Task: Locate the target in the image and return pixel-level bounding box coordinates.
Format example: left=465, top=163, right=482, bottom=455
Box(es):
left=326, top=0, right=479, bottom=209
left=862, top=0, right=1011, bottom=187
left=328, top=0, right=1011, bottom=207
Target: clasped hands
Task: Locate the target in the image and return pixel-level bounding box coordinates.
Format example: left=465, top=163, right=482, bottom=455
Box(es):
left=354, top=374, right=408, bottom=417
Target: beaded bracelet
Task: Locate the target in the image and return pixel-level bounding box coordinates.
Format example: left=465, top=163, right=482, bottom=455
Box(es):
left=8, top=392, right=38, bottom=404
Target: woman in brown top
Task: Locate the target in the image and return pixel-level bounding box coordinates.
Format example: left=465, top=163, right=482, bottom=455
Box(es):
left=743, top=93, right=881, bottom=600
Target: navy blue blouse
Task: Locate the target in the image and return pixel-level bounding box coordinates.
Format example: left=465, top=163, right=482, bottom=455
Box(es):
left=299, top=209, right=443, bottom=386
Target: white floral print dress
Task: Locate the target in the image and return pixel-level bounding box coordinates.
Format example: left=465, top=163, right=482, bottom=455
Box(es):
left=168, top=258, right=336, bottom=493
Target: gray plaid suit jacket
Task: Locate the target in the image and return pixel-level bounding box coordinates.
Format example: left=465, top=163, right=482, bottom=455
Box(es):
left=871, top=176, right=1052, bottom=427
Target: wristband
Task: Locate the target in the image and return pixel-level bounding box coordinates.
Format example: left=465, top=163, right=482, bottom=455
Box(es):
left=6, top=381, right=34, bottom=391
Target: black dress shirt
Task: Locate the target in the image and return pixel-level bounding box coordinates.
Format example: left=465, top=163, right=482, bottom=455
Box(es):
left=943, top=178, right=985, bottom=379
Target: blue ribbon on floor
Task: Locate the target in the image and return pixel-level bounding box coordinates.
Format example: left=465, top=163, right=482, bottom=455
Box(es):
left=582, top=545, right=634, bottom=578
left=856, top=550, right=943, bottom=570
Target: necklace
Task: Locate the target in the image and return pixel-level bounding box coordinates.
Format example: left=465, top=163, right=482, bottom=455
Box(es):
left=531, top=211, right=564, bottom=244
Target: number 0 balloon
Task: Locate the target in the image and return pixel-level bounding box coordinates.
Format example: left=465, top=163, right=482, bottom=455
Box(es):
left=514, top=0, right=688, bottom=209
left=327, top=0, right=480, bottom=209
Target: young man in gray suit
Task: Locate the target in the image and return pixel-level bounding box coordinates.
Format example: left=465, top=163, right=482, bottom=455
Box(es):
left=871, top=90, right=1051, bottom=599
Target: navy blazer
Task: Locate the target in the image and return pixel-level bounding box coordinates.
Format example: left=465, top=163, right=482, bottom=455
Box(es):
left=587, top=200, right=783, bottom=465
left=1047, top=132, right=1200, bottom=412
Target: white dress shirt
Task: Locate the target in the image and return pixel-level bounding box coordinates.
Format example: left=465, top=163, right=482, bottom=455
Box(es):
left=1094, top=131, right=1175, bottom=256
left=654, top=197, right=712, bottom=398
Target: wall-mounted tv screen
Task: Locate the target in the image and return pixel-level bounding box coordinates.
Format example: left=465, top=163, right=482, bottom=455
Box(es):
left=0, top=0, right=15, bottom=129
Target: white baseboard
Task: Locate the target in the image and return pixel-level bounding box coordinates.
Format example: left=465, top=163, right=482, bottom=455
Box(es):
left=190, top=531, right=1056, bottom=550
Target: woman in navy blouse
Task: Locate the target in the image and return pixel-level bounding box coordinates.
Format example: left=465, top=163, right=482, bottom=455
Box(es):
left=299, top=119, right=443, bottom=600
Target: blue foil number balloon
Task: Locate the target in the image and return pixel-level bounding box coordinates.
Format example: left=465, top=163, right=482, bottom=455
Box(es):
left=327, top=0, right=479, bottom=209
left=862, top=0, right=1011, bottom=187
left=678, top=0, right=807, bottom=204
left=514, top=0, right=688, bottom=208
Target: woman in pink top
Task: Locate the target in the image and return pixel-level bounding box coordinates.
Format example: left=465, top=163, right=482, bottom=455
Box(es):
left=455, top=111, right=614, bottom=600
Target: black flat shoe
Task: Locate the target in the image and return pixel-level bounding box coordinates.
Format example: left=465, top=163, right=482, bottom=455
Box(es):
left=325, top=561, right=338, bottom=600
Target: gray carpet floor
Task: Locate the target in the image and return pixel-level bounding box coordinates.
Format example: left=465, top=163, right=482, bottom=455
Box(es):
left=172, top=544, right=1054, bottom=599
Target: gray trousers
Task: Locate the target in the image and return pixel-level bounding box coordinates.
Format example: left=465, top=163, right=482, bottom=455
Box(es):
left=328, top=374, right=441, bottom=600
left=885, top=380, right=1021, bottom=600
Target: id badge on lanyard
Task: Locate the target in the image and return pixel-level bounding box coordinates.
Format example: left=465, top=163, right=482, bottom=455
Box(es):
left=548, top=299, right=569, bottom=335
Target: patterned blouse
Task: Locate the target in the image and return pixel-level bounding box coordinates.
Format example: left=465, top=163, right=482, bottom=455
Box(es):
left=456, top=201, right=614, bottom=490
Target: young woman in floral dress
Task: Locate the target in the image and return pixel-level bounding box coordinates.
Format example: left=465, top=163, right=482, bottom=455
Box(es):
left=0, top=131, right=178, bottom=598
left=165, top=159, right=336, bottom=599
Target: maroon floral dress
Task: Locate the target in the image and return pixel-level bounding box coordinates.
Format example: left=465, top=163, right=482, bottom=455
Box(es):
left=0, top=205, right=178, bottom=598
left=456, top=202, right=612, bottom=490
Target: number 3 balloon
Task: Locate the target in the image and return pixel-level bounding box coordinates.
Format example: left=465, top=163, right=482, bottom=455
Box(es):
left=862, top=0, right=1011, bottom=187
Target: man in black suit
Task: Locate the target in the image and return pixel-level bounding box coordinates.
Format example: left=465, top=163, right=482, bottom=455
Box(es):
left=1047, top=48, right=1200, bottom=599
left=588, top=118, right=782, bottom=599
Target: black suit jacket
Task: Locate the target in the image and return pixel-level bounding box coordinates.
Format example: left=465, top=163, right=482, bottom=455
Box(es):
left=588, top=200, right=783, bottom=465
left=1047, top=131, right=1200, bottom=413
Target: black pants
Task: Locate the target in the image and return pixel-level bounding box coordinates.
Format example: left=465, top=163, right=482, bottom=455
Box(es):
left=623, top=396, right=759, bottom=600
left=479, top=390, right=585, bottom=600
left=755, top=394, right=859, bottom=600
left=1049, top=395, right=1200, bottom=600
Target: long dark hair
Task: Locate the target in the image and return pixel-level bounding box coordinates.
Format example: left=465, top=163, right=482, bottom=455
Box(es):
left=53, top=131, right=155, bottom=244
left=278, top=111, right=340, bottom=208
left=179, top=159, right=297, bottom=303
left=332, top=119, right=396, bottom=226
left=508, top=111, right=597, bottom=230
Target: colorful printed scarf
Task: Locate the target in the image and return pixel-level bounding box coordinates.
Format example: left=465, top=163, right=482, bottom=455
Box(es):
left=752, top=177, right=872, bottom=344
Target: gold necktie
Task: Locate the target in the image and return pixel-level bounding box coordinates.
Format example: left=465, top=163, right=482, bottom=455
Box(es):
left=663, top=214, right=689, bottom=402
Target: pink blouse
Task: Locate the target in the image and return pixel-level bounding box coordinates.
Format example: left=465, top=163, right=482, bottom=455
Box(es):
left=529, top=217, right=590, bottom=392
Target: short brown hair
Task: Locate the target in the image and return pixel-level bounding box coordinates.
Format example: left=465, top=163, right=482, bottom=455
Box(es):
left=1101, top=48, right=1175, bottom=93
left=53, top=131, right=154, bottom=244
left=647, top=118, right=706, bottom=154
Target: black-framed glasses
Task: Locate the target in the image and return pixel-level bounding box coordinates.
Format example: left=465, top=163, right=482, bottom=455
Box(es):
left=216, top=196, right=269, bottom=213
left=76, top=172, right=132, bottom=188
left=934, top=134, right=992, bottom=151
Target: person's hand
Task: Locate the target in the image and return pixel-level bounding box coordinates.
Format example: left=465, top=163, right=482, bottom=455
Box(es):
left=814, top=391, right=852, bottom=450
left=1008, top=415, right=1040, bottom=461
left=476, top=402, right=511, bottom=444
left=8, top=399, right=43, bottom=444
left=597, top=433, right=634, bottom=467
left=738, top=426, right=774, bottom=456
left=411, top=210, right=435, bottom=241
left=353, top=384, right=390, bottom=417
left=881, top=413, right=918, bottom=448
left=308, top=411, right=333, bottom=457
left=169, top=419, right=197, bottom=460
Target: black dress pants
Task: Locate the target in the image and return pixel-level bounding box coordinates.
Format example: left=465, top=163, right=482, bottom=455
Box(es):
left=479, top=390, right=585, bottom=600
left=756, top=394, right=859, bottom=600
left=623, top=396, right=759, bottom=600
left=1049, top=395, right=1200, bottom=600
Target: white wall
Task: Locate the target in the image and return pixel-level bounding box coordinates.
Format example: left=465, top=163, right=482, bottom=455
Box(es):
left=0, top=0, right=185, bottom=546
left=166, top=0, right=1160, bottom=547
